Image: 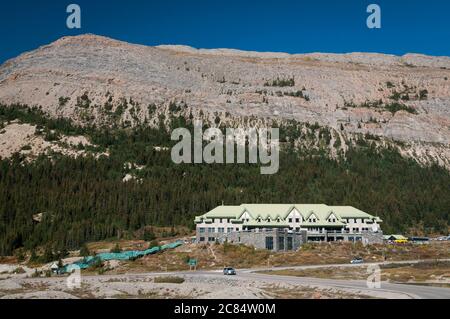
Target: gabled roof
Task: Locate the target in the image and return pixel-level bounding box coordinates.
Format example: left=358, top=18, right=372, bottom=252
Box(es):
left=195, top=204, right=381, bottom=227
left=331, top=206, right=374, bottom=219
left=241, top=204, right=332, bottom=220
left=195, top=205, right=244, bottom=221
left=241, top=204, right=292, bottom=220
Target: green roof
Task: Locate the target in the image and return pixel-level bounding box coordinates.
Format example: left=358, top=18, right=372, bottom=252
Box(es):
left=331, top=206, right=374, bottom=219
left=195, top=204, right=382, bottom=227
left=196, top=205, right=244, bottom=220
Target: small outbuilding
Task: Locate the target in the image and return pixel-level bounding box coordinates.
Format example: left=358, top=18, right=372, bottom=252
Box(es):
left=383, top=235, right=408, bottom=242
left=50, top=262, right=59, bottom=273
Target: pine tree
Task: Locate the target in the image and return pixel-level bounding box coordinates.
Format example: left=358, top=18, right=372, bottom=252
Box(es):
left=110, top=243, right=122, bottom=253
left=79, top=244, right=90, bottom=257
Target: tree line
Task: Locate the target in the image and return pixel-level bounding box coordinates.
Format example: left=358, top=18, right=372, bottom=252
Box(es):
left=0, top=104, right=449, bottom=256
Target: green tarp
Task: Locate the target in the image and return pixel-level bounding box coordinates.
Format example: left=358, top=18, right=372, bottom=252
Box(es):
left=63, top=240, right=183, bottom=273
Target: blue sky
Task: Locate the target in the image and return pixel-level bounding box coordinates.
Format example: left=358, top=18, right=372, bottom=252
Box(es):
left=0, top=0, right=449, bottom=63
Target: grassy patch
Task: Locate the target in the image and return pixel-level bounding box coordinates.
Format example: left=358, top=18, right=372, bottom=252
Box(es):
left=153, top=276, right=185, bottom=284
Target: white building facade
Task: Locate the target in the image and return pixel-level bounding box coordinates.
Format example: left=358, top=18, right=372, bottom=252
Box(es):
left=194, top=204, right=383, bottom=249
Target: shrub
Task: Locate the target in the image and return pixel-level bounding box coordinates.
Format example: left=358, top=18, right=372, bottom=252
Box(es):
left=154, top=276, right=185, bottom=284
left=13, top=267, right=26, bottom=274
left=386, top=81, right=395, bottom=88
left=169, top=102, right=181, bottom=113
left=79, top=244, right=90, bottom=257
left=419, top=89, right=428, bottom=100
left=110, top=243, right=122, bottom=253
left=41, top=245, right=54, bottom=263
left=385, top=102, right=418, bottom=115
left=143, top=229, right=156, bottom=241
left=264, top=77, right=295, bottom=87
left=58, top=97, right=70, bottom=107
left=148, top=240, right=159, bottom=249
left=44, top=130, right=61, bottom=142
left=76, top=92, right=91, bottom=108
left=148, top=104, right=157, bottom=115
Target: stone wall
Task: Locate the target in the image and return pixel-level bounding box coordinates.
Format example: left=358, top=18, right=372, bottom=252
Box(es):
left=197, top=229, right=307, bottom=251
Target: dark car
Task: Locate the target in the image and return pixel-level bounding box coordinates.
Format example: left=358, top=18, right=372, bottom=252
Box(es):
left=223, top=267, right=236, bottom=275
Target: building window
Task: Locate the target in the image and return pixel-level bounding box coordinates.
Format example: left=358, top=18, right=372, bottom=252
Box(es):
left=218, top=227, right=225, bottom=233
left=227, top=227, right=233, bottom=233
left=288, top=218, right=293, bottom=223
left=287, top=237, right=293, bottom=250
left=295, top=218, right=300, bottom=223
left=199, top=237, right=205, bottom=242
left=208, top=237, right=215, bottom=242
left=199, top=228, right=205, bottom=233
left=208, top=227, right=215, bottom=233
left=235, top=227, right=239, bottom=231
left=278, top=237, right=285, bottom=250
left=265, top=237, right=274, bottom=250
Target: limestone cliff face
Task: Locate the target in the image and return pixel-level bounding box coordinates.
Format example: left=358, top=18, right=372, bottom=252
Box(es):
left=0, top=34, right=449, bottom=166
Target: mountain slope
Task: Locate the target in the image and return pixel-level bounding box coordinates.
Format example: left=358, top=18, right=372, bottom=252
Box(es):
left=0, top=34, right=449, bottom=167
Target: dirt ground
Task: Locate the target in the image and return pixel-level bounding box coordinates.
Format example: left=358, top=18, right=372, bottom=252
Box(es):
left=260, top=260, right=450, bottom=287
left=107, top=241, right=450, bottom=274
left=0, top=272, right=386, bottom=299
left=1, top=241, right=448, bottom=299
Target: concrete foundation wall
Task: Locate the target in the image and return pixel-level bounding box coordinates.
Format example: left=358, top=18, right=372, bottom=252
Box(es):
left=197, top=229, right=307, bottom=251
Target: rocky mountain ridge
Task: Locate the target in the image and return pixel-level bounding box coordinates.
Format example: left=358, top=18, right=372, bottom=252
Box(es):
left=0, top=34, right=449, bottom=167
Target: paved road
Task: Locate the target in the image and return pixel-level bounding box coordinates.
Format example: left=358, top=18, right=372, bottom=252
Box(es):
left=176, top=259, right=450, bottom=299
left=241, top=259, right=450, bottom=299
left=238, top=272, right=450, bottom=299
left=74, top=259, right=450, bottom=299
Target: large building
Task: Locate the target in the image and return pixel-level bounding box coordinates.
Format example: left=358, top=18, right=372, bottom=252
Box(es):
left=194, top=204, right=383, bottom=251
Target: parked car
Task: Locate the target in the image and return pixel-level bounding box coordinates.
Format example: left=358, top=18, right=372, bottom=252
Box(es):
left=223, top=267, right=236, bottom=275
left=350, top=257, right=364, bottom=264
